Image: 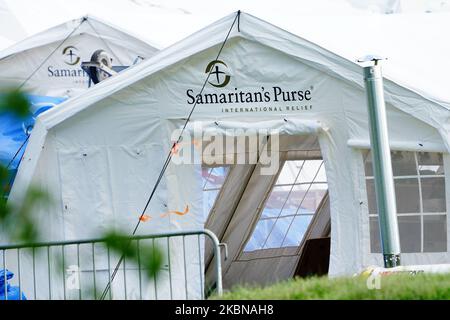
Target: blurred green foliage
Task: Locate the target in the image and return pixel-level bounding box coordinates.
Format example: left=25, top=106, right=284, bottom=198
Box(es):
left=0, top=89, right=31, bottom=118
left=0, top=185, right=50, bottom=243
left=215, top=273, right=450, bottom=300
left=103, top=230, right=163, bottom=280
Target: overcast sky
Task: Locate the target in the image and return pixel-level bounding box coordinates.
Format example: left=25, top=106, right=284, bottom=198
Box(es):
left=2, top=0, right=450, bottom=48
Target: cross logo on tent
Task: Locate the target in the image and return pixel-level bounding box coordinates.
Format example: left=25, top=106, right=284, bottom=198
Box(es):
left=62, top=46, right=81, bottom=65
left=205, top=60, right=230, bottom=88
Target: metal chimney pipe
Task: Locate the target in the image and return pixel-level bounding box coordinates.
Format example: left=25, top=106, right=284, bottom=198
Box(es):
left=362, top=59, right=401, bottom=268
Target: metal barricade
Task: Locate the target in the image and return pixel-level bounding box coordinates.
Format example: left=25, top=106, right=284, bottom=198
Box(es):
left=0, top=229, right=224, bottom=300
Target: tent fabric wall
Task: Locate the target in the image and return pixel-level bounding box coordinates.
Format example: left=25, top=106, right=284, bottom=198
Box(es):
left=8, top=11, right=450, bottom=296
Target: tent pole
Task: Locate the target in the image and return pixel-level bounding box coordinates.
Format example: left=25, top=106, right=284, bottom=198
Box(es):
left=362, top=58, right=401, bottom=268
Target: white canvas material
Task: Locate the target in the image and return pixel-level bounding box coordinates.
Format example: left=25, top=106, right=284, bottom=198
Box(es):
left=0, top=0, right=27, bottom=49
left=7, top=11, right=450, bottom=298
left=0, top=35, right=12, bottom=51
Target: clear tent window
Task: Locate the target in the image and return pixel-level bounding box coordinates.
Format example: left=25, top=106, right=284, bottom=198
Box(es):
left=244, top=159, right=328, bottom=252
left=364, top=151, right=447, bottom=253
left=202, top=166, right=230, bottom=221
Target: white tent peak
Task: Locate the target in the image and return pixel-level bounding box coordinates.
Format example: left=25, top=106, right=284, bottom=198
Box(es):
left=0, top=14, right=160, bottom=61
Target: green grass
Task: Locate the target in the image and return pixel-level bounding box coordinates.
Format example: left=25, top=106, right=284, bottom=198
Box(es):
left=214, top=273, right=450, bottom=300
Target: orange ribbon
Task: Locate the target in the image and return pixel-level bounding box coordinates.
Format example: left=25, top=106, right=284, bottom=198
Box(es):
left=160, top=205, right=190, bottom=218
left=138, top=204, right=190, bottom=222
left=139, top=214, right=151, bottom=222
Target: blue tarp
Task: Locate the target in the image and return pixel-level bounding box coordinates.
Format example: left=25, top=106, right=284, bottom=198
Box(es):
left=0, top=269, right=26, bottom=300
left=0, top=95, right=65, bottom=195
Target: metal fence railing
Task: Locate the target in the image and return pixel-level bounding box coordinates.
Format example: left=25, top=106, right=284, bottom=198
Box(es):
left=0, top=229, right=224, bottom=300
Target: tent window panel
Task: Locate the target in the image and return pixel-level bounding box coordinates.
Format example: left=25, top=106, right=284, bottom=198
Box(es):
left=391, top=151, right=417, bottom=176
left=369, top=216, right=382, bottom=253
left=394, top=178, right=420, bottom=213
left=282, top=215, right=314, bottom=247
left=264, top=216, right=295, bottom=248
left=423, top=215, right=447, bottom=252
left=398, top=215, right=422, bottom=253
left=297, top=160, right=326, bottom=183
left=203, top=166, right=229, bottom=190
left=261, top=186, right=292, bottom=218
left=421, top=177, right=446, bottom=212
left=366, top=179, right=377, bottom=214
left=203, top=189, right=220, bottom=220
left=244, top=159, right=327, bottom=252
left=370, top=215, right=422, bottom=253
left=244, top=219, right=276, bottom=252
left=364, top=150, right=447, bottom=253
left=298, top=183, right=327, bottom=214
left=418, top=152, right=444, bottom=175
left=202, top=166, right=230, bottom=220
left=364, top=154, right=374, bottom=177
left=280, top=186, right=305, bottom=216
left=276, top=160, right=304, bottom=185
left=364, top=151, right=416, bottom=177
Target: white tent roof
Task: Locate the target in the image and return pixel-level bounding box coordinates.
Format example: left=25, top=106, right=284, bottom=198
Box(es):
left=3, top=3, right=447, bottom=103
left=4, top=0, right=449, bottom=102
left=32, top=11, right=450, bottom=131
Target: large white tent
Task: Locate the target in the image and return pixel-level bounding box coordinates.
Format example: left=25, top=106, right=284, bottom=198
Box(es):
left=7, top=10, right=450, bottom=297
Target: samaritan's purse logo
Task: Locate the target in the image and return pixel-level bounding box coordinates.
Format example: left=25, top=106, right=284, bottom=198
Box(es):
left=47, top=45, right=88, bottom=79
left=62, top=46, right=80, bottom=65
left=186, top=59, right=314, bottom=114
left=206, top=60, right=230, bottom=88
